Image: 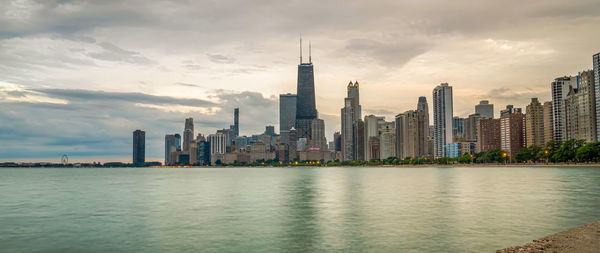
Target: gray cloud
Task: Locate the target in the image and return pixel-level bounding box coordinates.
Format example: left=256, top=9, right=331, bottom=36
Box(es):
left=484, top=87, right=547, bottom=102
left=0, top=87, right=276, bottom=160
left=206, top=54, right=236, bottom=64
left=175, top=82, right=204, bottom=88
left=35, top=88, right=216, bottom=107
left=345, top=39, right=432, bottom=67
left=87, top=42, right=153, bottom=64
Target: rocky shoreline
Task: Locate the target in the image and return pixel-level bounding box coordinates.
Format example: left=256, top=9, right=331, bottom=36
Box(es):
left=497, top=220, right=600, bottom=252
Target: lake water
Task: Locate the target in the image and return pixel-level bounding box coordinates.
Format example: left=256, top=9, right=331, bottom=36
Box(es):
left=1, top=166, right=599, bottom=252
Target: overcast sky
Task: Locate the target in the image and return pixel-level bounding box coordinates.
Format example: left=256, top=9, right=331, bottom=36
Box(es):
left=1, top=0, right=599, bottom=162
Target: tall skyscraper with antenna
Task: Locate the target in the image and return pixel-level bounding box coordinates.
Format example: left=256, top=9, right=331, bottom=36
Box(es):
left=295, top=37, right=318, bottom=140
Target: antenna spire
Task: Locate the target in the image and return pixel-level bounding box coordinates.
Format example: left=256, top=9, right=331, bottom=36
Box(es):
left=299, top=35, right=303, bottom=64
left=309, top=41, right=312, bottom=63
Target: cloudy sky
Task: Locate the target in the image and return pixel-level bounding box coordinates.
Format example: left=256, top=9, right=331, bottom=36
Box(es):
left=1, top=0, right=599, bottom=162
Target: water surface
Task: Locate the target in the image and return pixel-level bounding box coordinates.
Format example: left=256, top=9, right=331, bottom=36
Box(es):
left=1, top=166, right=599, bottom=252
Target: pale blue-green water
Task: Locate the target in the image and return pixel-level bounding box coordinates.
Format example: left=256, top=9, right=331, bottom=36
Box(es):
left=1, top=166, right=599, bottom=252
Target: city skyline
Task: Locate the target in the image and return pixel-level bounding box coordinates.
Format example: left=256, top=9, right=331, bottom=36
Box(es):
left=1, top=0, right=600, bottom=161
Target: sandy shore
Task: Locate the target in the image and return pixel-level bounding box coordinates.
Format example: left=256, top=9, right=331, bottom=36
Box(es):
left=497, top=220, right=600, bottom=252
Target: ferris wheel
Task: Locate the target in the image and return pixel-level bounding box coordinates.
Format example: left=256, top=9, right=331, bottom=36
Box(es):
left=61, top=154, right=68, bottom=165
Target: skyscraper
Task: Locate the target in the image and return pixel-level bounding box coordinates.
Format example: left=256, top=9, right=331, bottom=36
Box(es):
left=196, top=141, right=210, bottom=166
left=133, top=129, right=145, bottom=164
left=464, top=113, right=481, bottom=142
left=341, top=97, right=355, bottom=160
left=379, top=121, right=396, bottom=159
left=525, top=98, right=545, bottom=147
left=208, top=133, right=227, bottom=156
left=310, top=119, right=327, bottom=150
left=183, top=118, right=194, bottom=152
left=396, top=110, right=427, bottom=158
left=477, top=118, right=501, bottom=152
left=348, top=81, right=361, bottom=121
left=265, top=125, right=275, bottom=136
left=475, top=100, right=494, bottom=119
left=593, top=53, right=600, bottom=141
left=551, top=76, right=578, bottom=141
left=453, top=117, right=465, bottom=141
left=354, top=120, right=365, bottom=161
left=164, top=133, right=181, bottom=165
left=565, top=70, right=596, bottom=142
left=279, top=93, right=297, bottom=144
left=500, top=106, right=525, bottom=158
left=433, top=83, right=453, bottom=157
left=341, top=81, right=361, bottom=161
left=543, top=101, right=554, bottom=145
left=295, top=39, right=318, bottom=139
left=333, top=132, right=342, bottom=152
left=364, top=115, right=385, bottom=160
left=233, top=108, right=239, bottom=138
left=417, top=96, right=429, bottom=142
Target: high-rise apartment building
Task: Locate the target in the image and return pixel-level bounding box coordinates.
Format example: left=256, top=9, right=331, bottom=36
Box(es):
left=133, top=129, right=145, bottom=164
left=208, top=133, right=227, bottom=157
left=525, top=98, right=545, bottom=147
left=477, top=118, right=501, bottom=152
left=475, top=100, right=494, bottom=119
left=310, top=118, right=327, bottom=150
left=196, top=141, right=210, bottom=166
left=333, top=132, right=341, bottom=152
left=594, top=53, right=600, bottom=141
left=341, top=97, right=355, bottom=160
left=354, top=120, right=365, bottom=161
left=164, top=133, right=181, bottom=165
left=433, top=83, right=453, bottom=157
left=279, top=93, right=297, bottom=144
left=395, top=110, right=427, bottom=158
left=500, top=107, right=525, bottom=158
left=464, top=113, right=481, bottom=142
left=551, top=76, right=578, bottom=141
left=417, top=96, right=430, bottom=149
left=565, top=70, right=596, bottom=142
left=183, top=118, right=194, bottom=152
left=453, top=117, right=465, bottom=141
left=379, top=121, right=396, bottom=159
left=543, top=101, right=554, bottom=145
left=364, top=115, right=385, bottom=160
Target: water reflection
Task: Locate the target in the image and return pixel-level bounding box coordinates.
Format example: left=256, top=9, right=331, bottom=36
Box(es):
left=281, top=169, right=321, bottom=252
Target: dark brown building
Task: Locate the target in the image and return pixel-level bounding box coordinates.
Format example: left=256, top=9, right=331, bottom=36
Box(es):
left=477, top=118, right=501, bottom=153
left=501, top=113, right=526, bottom=158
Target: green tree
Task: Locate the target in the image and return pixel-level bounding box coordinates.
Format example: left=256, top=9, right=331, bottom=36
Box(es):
left=528, top=145, right=543, bottom=162
left=457, top=154, right=472, bottom=164
left=545, top=140, right=562, bottom=162
left=575, top=142, right=600, bottom=162
left=515, top=147, right=532, bottom=163
left=553, top=139, right=585, bottom=162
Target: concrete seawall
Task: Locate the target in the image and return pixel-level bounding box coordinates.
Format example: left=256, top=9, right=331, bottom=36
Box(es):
left=497, top=220, right=600, bottom=252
